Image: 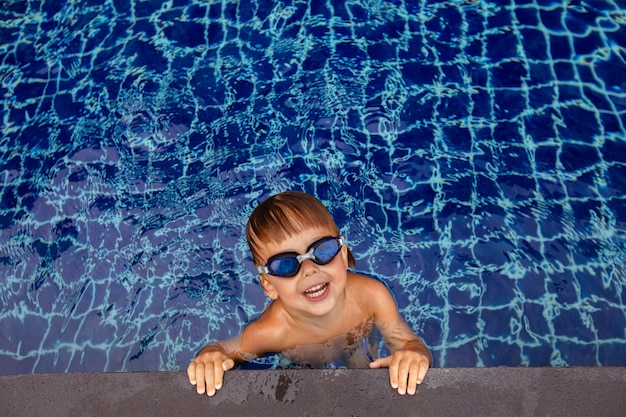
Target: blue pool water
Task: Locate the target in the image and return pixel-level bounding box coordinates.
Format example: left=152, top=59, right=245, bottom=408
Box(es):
left=1, top=0, right=625, bottom=374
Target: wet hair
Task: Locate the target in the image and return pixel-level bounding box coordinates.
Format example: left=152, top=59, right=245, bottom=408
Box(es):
left=246, top=191, right=356, bottom=268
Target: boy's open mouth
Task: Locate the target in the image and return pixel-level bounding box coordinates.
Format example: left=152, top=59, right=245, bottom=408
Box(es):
left=303, top=282, right=329, bottom=300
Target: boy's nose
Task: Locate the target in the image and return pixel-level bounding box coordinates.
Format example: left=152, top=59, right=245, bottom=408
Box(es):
left=299, top=258, right=319, bottom=276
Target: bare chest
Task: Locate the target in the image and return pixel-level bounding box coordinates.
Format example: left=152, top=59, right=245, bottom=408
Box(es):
left=279, top=318, right=377, bottom=368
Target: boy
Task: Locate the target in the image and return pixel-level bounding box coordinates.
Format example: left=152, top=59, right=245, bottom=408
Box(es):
left=188, top=191, right=431, bottom=396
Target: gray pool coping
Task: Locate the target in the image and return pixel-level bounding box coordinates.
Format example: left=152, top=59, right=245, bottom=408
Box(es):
left=1, top=367, right=625, bottom=416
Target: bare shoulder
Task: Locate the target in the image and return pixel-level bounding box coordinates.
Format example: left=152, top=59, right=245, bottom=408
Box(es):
left=347, top=272, right=397, bottom=313
left=240, top=304, right=289, bottom=356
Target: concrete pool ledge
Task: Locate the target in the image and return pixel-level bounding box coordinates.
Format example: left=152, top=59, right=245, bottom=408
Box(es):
left=1, top=367, right=625, bottom=416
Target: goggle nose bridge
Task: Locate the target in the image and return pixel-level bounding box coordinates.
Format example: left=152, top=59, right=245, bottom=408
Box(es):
left=295, top=246, right=318, bottom=264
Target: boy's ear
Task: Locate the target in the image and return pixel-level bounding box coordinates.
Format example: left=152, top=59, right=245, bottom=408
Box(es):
left=260, top=275, right=279, bottom=300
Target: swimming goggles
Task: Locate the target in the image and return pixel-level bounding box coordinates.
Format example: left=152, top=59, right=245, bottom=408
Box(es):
left=257, top=236, right=345, bottom=277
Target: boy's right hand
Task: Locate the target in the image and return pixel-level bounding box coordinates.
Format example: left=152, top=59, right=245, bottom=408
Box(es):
left=187, top=347, right=235, bottom=396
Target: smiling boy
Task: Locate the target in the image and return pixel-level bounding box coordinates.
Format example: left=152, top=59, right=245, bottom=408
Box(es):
left=187, top=191, right=431, bottom=396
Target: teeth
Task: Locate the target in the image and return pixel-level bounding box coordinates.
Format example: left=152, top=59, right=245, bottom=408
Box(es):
left=304, top=283, right=327, bottom=298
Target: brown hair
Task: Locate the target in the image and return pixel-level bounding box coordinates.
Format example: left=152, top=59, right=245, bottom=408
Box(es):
left=246, top=191, right=356, bottom=268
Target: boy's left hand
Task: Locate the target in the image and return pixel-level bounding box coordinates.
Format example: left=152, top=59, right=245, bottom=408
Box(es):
left=369, top=345, right=430, bottom=395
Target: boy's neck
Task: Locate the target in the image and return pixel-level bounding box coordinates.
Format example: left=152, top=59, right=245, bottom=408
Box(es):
left=278, top=292, right=348, bottom=335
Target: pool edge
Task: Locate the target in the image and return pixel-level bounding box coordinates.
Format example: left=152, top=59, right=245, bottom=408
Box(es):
left=2, top=367, right=625, bottom=416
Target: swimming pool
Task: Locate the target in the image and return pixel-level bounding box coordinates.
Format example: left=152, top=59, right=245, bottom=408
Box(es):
left=1, top=0, right=625, bottom=374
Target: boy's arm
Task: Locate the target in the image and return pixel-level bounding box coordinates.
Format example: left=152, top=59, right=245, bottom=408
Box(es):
left=187, top=317, right=281, bottom=396
left=362, top=277, right=431, bottom=395
left=369, top=319, right=431, bottom=395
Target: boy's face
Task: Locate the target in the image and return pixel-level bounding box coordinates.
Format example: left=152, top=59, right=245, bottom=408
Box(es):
left=257, top=227, right=350, bottom=319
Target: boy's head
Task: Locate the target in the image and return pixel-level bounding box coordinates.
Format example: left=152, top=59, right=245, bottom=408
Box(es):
left=246, top=191, right=356, bottom=269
